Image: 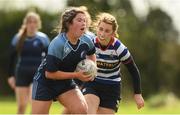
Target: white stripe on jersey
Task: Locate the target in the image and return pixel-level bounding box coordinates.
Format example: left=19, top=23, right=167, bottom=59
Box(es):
left=97, top=70, right=120, bottom=78
left=96, top=77, right=121, bottom=82
left=97, top=58, right=120, bottom=64
left=96, top=48, right=117, bottom=56
left=120, top=51, right=130, bottom=61
left=116, top=42, right=127, bottom=55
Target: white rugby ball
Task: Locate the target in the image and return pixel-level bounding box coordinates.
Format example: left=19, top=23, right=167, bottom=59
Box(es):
left=76, top=59, right=97, bottom=78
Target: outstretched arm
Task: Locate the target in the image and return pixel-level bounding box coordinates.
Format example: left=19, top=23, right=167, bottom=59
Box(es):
left=123, top=56, right=144, bottom=109
left=7, top=45, right=17, bottom=90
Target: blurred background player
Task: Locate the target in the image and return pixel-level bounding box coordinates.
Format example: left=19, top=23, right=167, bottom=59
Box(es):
left=82, top=12, right=144, bottom=114
left=7, top=11, right=50, bottom=114
left=31, top=7, right=96, bottom=114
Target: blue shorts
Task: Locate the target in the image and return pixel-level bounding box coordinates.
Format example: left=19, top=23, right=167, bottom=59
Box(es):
left=15, top=67, right=37, bottom=86
left=82, top=81, right=121, bottom=112
left=32, top=79, right=77, bottom=101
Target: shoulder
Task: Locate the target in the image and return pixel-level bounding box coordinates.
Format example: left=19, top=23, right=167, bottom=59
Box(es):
left=50, top=33, right=66, bottom=46
left=48, top=33, right=66, bottom=56
left=80, top=34, right=95, bottom=49
left=36, top=31, right=50, bottom=45
left=113, top=37, right=127, bottom=49
left=113, top=38, right=131, bottom=58
left=84, top=31, right=96, bottom=40
left=80, top=33, right=94, bottom=44
left=113, top=38, right=121, bottom=46
left=36, top=32, right=48, bottom=38
left=11, top=34, right=19, bottom=46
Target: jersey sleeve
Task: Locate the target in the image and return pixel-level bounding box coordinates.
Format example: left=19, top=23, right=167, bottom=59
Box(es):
left=124, top=56, right=142, bottom=94
left=82, top=34, right=96, bottom=56
left=45, top=55, right=61, bottom=72
left=45, top=36, right=63, bottom=72
left=117, top=40, right=142, bottom=94
left=116, top=42, right=131, bottom=62
left=85, top=31, right=96, bottom=40
left=37, top=32, right=50, bottom=53
left=11, top=34, right=19, bottom=47
left=8, top=35, right=18, bottom=76
left=41, top=34, right=50, bottom=48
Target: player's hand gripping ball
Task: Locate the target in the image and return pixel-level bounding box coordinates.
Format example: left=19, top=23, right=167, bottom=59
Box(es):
left=76, top=59, right=97, bottom=78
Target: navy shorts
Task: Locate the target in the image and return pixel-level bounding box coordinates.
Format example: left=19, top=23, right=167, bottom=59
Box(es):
left=82, top=81, right=121, bottom=112
left=15, top=67, right=37, bottom=86
left=32, top=79, right=77, bottom=101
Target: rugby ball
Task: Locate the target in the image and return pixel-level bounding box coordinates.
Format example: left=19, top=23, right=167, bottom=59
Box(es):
left=76, top=59, right=97, bottom=78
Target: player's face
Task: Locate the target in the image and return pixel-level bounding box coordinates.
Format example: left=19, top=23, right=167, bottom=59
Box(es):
left=69, top=13, right=86, bottom=38
left=97, top=21, right=114, bottom=45
left=26, top=17, right=38, bottom=35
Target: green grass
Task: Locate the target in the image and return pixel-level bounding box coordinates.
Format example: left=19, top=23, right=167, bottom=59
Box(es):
left=0, top=95, right=180, bottom=114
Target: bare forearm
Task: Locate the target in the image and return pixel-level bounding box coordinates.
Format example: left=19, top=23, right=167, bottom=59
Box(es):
left=45, top=70, right=94, bottom=82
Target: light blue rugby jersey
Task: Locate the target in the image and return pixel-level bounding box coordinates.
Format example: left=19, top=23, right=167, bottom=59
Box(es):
left=84, top=31, right=96, bottom=40
left=94, top=37, right=131, bottom=84
left=11, top=32, right=50, bottom=69
left=34, top=32, right=96, bottom=81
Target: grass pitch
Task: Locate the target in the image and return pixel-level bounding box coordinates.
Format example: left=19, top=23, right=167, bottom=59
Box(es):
left=0, top=95, right=180, bottom=114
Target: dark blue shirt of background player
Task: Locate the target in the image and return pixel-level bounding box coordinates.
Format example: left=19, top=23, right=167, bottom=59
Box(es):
left=8, top=31, right=49, bottom=86
left=7, top=11, right=50, bottom=114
